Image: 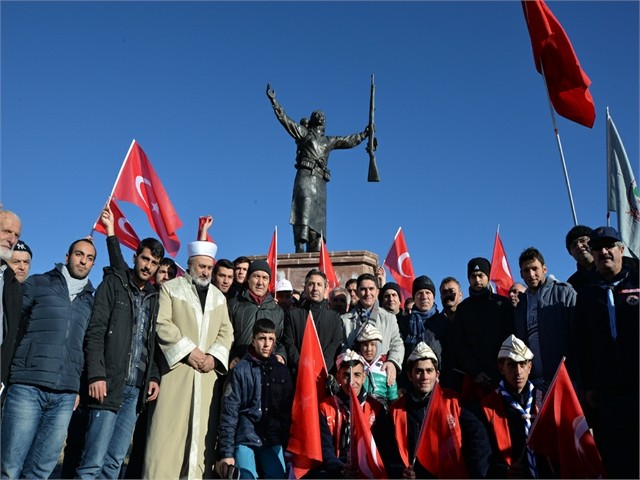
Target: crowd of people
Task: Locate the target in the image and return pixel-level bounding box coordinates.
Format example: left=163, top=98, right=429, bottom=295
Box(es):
left=0, top=206, right=638, bottom=479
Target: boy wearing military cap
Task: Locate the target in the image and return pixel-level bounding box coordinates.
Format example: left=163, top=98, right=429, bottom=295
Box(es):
left=387, top=342, right=490, bottom=479
left=480, top=335, right=555, bottom=478
left=314, top=350, right=389, bottom=478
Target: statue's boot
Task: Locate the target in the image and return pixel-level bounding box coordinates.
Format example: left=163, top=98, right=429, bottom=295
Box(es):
left=295, top=243, right=305, bottom=253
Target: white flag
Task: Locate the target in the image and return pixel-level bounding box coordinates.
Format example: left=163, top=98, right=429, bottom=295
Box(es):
left=607, top=110, right=640, bottom=258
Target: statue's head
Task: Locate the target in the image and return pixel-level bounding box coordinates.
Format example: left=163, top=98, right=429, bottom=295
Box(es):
left=309, top=110, right=326, bottom=128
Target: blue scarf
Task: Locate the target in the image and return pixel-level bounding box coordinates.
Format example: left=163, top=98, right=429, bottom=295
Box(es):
left=405, top=305, right=438, bottom=351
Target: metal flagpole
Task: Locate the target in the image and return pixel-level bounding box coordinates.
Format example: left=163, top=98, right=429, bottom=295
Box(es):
left=606, top=107, right=612, bottom=227
left=540, top=63, right=579, bottom=226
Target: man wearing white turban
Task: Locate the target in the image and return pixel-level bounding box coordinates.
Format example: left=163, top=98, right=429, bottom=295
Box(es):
left=144, top=241, right=234, bottom=479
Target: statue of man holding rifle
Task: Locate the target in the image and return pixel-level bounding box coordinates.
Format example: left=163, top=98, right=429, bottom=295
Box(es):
left=266, top=79, right=377, bottom=253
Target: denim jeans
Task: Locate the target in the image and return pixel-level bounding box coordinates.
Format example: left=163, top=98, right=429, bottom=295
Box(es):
left=0, top=384, right=77, bottom=479
left=76, top=385, right=140, bottom=479
left=234, top=444, right=285, bottom=479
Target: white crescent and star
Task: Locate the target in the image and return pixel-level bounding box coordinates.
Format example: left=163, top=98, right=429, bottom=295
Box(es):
left=135, top=175, right=160, bottom=216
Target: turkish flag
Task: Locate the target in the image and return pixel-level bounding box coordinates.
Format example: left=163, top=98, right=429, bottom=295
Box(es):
left=522, top=0, right=595, bottom=128
left=197, top=216, right=214, bottom=243
left=415, top=383, right=468, bottom=478
left=319, top=238, right=339, bottom=293
left=349, top=386, right=388, bottom=479
left=384, top=227, right=415, bottom=300
left=528, top=359, right=606, bottom=478
left=287, top=312, right=327, bottom=479
left=267, top=228, right=277, bottom=294
left=93, top=198, right=141, bottom=252
left=489, top=229, right=514, bottom=297
left=112, top=140, right=182, bottom=256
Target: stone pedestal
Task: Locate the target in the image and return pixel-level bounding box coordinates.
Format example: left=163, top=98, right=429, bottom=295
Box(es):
left=248, top=250, right=379, bottom=291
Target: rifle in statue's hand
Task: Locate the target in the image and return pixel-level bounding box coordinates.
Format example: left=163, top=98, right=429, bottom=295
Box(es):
left=366, top=74, right=380, bottom=182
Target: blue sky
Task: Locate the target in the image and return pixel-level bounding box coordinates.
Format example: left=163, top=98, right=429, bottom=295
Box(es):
left=1, top=1, right=638, bottom=296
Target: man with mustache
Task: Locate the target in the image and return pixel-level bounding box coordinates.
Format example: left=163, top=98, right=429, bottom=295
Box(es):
left=574, top=226, right=639, bottom=478
left=76, top=236, right=165, bottom=478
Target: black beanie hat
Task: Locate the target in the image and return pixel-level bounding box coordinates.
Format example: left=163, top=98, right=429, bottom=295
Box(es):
left=247, top=259, right=272, bottom=279
left=467, top=257, right=491, bottom=278
left=565, top=225, right=593, bottom=252
left=412, top=275, right=436, bottom=298
left=379, top=282, right=403, bottom=302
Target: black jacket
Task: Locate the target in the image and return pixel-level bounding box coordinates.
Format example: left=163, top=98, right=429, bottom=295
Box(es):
left=574, top=264, right=639, bottom=393
left=83, top=266, right=160, bottom=412
left=1, top=264, right=23, bottom=396
left=218, top=349, right=293, bottom=459
left=283, top=299, right=344, bottom=377
left=227, top=289, right=286, bottom=361
left=453, top=289, right=514, bottom=386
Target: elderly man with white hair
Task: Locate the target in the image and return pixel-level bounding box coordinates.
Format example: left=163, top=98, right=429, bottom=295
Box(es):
left=144, top=240, right=234, bottom=480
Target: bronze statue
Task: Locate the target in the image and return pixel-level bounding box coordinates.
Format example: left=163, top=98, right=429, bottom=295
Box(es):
left=267, top=83, right=369, bottom=253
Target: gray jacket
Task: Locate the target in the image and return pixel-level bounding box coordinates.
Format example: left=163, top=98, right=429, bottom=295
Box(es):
left=514, top=278, right=576, bottom=387
left=341, top=303, right=404, bottom=371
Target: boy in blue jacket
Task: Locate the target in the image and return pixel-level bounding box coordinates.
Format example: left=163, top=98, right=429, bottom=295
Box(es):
left=218, top=318, right=293, bottom=479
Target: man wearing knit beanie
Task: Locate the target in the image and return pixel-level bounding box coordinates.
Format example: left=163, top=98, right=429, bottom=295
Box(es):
left=398, top=275, right=452, bottom=388
left=452, top=257, right=515, bottom=402
left=565, top=225, right=596, bottom=291
left=379, top=281, right=403, bottom=315
left=227, top=259, right=285, bottom=369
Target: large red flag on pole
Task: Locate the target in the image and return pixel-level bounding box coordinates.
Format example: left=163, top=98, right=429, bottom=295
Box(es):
left=92, top=198, right=141, bottom=252
left=522, top=0, right=595, bottom=128
left=287, top=312, right=327, bottom=479
left=383, top=227, right=415, bottom=300
left=111, top=140, right=183, bottom=256
left=415, top=383, right=468, bottom=478
left=489, top=227, right=514, bottom=297
left=528, top=359, right=606, bottom=478
left=349, top=386, right=388, bottom=478
left=267, top=227, right=277, bottom=294
left=319, top=236, right=339, bottom=293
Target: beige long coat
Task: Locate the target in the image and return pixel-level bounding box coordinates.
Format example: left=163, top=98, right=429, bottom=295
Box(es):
left=144, top=274, right=234, bottom=479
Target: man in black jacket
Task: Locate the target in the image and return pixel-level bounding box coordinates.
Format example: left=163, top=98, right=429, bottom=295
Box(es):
left=228, top=260, right=286, bottom=368
left=75, top=236, right=164, bottom=479
left=574, top=226, right=639, bottom=478
left=283, top=269, right=344, bottom=378
left=453, top=257, right=514, bottom=402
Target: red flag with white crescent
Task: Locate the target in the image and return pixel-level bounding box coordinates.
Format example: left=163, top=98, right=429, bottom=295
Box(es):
left=528, top=359, right=606, bottom=478
left=112, top=140, right=182, bottom=256
left=383, top=227, right=415, bottom=300
left=489, top=229, right=514, bottom=297
left=93, top=198, right=140, bottom=252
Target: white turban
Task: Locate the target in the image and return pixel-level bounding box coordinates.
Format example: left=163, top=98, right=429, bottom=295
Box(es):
left=187, top=241, right=217, bottom=260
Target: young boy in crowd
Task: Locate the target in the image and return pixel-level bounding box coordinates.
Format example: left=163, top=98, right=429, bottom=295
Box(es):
left=356, top=324, right=399, bottom=408
left=217, top=319, right=293, bottom=479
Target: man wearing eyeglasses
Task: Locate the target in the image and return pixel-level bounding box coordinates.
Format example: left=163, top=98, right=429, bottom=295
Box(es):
left=574, top=226, right=639, bottom=479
